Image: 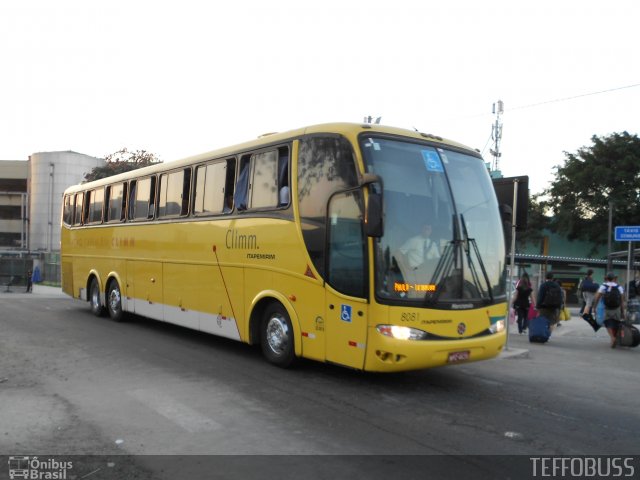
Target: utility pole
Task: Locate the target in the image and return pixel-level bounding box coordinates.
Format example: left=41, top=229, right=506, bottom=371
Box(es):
left=607, top=200, right=614, bottom=272
left=490, top=100, right=504, bottom=175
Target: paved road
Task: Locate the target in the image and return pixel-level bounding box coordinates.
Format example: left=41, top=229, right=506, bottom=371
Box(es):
left=1, top=286, right=638, bottom=479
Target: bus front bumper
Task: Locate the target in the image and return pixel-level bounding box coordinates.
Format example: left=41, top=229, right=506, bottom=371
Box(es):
left=363, top=328, right=506, bottom=372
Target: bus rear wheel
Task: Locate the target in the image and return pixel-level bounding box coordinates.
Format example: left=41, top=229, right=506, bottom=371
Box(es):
left=260, top=303, right=296, bottom=368
left=89, top=278, right=105, bottom=317
left=107, top=280, right=124, bottom=322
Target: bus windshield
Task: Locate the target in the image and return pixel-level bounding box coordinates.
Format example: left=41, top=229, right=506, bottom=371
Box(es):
left=361, top=136, right=506, bottom=307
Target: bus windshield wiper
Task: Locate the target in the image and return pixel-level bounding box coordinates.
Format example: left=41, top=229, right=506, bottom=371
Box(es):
left=460, top=214, right=494, bottom=303
left=424, top=215, right=462, bottom=306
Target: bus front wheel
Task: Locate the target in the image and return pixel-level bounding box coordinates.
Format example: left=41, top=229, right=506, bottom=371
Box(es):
left=89, top=278, right=105, bottom=317
left=107, top=280, right=124, bottom=322
left=260, top=303, right=296, bottom=368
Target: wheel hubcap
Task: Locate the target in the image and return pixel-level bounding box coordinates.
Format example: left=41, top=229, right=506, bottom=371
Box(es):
left=266, top=314, right=289, bottom=355
left=109, top=288, right=121, bottom=312
left=91, top=285, right=100, bottom=309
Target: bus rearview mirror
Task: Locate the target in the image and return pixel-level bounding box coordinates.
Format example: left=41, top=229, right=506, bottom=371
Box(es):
left=365, top=192, right=383, bottom=238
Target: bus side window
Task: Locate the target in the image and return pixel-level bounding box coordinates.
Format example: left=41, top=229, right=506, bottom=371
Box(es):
left=128, top=180, right=137, bottom=220
left=194, top=162, right=226, bottom=215
left=158, top=174, right=169, bottom=217
left=106, top=183, right=126, bottom=222
left=73, top=192, right=84, bottom=225
left=249, top=150, right=278, bottom=209
left=327, top=190, right=366, bottom=298
left=82, top=191, right=91, bottom=225
left=120, top=183, right=128, bottom=221
left=223, top=157, right=236, bottom=213
left=297, top=135, right=359, bottom=278
left=87, top=188, right=104, bottom=224
left=193, top=165, right=205, bottom=214
left=158, top=169, right=190, bottom=218
left=130, top=177, right=154, bottom=221
left=278, top=146, right=290, bottom=207
left=63, top=194, right=73, bottom=225
left=234, top=156, right=250, bottom=211
left=148, top=176, right=157, bottom=219
left=181, top=168, right=191, bottom=216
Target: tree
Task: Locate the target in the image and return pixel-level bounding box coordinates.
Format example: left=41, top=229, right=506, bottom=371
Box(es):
left=516, top=194, right=550, bottom=251
left=83, top=148, right=162, bottom=182
left=544, top=131, right=640, bottom=247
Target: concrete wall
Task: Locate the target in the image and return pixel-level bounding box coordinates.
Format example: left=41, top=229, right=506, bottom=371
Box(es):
left=0, top=160, right=28, bottom=180
left=0, top=161, right=28, bottom=248
left=28, top=151, right=104, bottom=251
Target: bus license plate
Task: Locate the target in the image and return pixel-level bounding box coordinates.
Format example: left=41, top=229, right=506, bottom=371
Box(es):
left=448, top=350, right=470, bottom=363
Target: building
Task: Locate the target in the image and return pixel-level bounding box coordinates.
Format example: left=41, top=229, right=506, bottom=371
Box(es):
left=28, top=151, right=104, bottom=252
left=0, top=152, right=104, bottom=286
left=0, top=161, right=28, bottom=249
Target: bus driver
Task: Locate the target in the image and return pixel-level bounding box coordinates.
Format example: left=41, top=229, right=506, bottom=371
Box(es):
left=399, top=223, right=440, bottom=269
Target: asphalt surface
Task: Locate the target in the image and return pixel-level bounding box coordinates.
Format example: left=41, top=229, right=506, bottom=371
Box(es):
left=1, top=285, right=638, bottom=479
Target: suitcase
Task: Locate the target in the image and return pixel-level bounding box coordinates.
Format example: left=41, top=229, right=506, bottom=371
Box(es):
left=617, top=323, right=640, bottom=347
left=529, top=315, right=551, bottom=343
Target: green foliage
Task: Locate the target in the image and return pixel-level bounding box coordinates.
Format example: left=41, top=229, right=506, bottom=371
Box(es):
left=544, top=131, right=640, bottom=246
left=83, top=148, right=161, bottom=182
left=517, top=194, right=550, bottom=250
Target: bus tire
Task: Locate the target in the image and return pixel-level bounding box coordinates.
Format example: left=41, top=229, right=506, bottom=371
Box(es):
left=89, top=278, right=105, bottom=317
left=260, top=303, right=296, bottom=368
left=106, top=279, right=124, bottom=322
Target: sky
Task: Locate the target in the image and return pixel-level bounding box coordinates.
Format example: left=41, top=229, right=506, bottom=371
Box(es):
left=1, top=0, right=638, bottom=194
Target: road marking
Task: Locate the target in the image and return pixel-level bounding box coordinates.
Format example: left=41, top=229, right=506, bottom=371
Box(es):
left=129, top=388, right=221, bottom=433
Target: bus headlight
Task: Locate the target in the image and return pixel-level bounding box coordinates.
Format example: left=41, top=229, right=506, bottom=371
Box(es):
left=489, top=320, right=505, bottom=334
left=376, top=325, right=428, bottom=341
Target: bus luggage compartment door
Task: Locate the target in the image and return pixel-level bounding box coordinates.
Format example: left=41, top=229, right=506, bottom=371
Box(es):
left=129, top=260, right=163, bottom=320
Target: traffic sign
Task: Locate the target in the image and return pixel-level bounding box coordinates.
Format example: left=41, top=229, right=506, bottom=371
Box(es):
left=614, top=226, right=640, bottom=241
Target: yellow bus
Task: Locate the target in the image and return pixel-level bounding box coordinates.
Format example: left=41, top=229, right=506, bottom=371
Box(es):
left=61, top=123, right=507, bottom=372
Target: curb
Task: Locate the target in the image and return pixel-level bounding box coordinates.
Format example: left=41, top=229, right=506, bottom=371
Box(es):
left=498, top=347, right=530, bottom=359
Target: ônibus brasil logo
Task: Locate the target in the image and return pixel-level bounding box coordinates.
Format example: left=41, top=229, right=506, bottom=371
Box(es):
left=8, top=456, right=73, bottom=479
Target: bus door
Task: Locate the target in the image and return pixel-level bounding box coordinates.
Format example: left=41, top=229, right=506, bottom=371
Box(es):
left=325, top=289, right=368, bottom=369
left=324, top=190, right=369, bottom=369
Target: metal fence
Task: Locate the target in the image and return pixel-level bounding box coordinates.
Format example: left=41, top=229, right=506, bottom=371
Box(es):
left=0, top=251, right=60, bottom=290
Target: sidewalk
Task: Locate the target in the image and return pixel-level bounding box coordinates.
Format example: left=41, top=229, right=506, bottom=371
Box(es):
left=0, top=283, right=66, bottom=299
left=499, top=307, right=618, bottom=359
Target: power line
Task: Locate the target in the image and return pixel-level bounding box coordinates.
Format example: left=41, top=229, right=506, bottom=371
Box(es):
left=509, top=82, right=640, bottom=112
left=480, top=131, right=493, bottom=156
left=450, top=82, right=640, bottom=121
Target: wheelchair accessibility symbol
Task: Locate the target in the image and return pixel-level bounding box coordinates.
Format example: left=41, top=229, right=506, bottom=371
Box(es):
left=340, top=304, right=352, bottom=323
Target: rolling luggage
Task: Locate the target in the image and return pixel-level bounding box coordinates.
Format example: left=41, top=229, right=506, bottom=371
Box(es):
left=529, top=315, right=551, bottom=343
left=617, top=323, right=640, bottom=347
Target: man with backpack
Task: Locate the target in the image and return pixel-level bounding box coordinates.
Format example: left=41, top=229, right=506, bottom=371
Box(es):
left=591, top=272, right=625, bottom=348
left=533, top=272, right=564, bottom=340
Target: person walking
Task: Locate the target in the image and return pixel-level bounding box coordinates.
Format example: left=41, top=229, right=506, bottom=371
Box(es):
left=627, top=271, right=640, bottom=323
left=513, top=272, right=535, bottom=334
left=536, top=271, right=563, bottom=330
left=25, top=269, right=33, bottom=293
left=591, top=272, right=625, bottom=348
left=579, top=269, right=599, bottom=315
